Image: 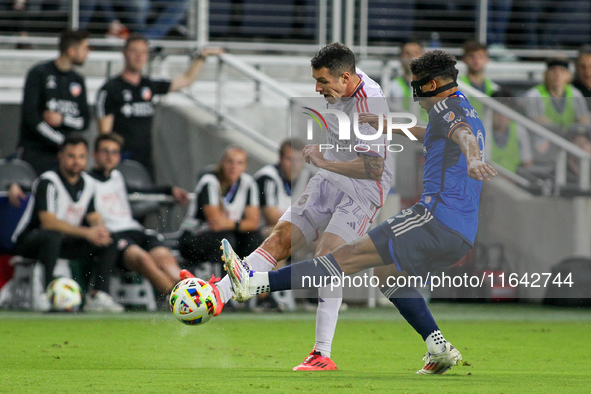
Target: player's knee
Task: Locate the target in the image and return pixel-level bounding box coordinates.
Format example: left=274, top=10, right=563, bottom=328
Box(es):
left=124, top=245, right=150, bottom=270
left=150, top=246, right=171, bottom=259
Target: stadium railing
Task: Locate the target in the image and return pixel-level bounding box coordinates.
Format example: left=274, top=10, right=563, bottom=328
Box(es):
left=0, top=0, right=589, bottom=57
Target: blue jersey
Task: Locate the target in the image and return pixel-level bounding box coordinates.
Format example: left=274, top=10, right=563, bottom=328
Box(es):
left=419, top=91, right=485, bottom=245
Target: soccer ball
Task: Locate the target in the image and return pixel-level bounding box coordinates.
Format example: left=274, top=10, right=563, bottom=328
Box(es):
left=169, top=278, right=217, bottom=325
left=47, top=277, right=82, bottom=312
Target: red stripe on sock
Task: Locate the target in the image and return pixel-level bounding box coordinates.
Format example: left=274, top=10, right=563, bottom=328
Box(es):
left=255, top=248, right=277, bottom=267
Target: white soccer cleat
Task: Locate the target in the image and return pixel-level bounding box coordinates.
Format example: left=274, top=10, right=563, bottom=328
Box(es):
left=416, top=342, right=462, bottom=375
left=221, top=238, right=253, bottom=302
left=83, top=290, right=125, bottom=313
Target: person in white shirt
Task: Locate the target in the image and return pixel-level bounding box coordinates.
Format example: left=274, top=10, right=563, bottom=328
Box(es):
left=179, top=146, right=262, bottom=268
left=90, top=133, right=188, bottom=295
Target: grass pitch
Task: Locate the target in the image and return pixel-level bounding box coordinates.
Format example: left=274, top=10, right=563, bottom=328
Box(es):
left=0, top=303, right=589, bottom=393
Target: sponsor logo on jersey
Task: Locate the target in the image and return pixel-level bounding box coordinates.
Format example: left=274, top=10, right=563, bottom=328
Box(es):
left=46, top=75, right=57, bottom=89
left=463, top=107, right=479, bottom=119
left=141, top=86, right=152, bottom=101
left=298, top=194, right=309, bottom=207
left=123, top=89, right=133, bottom=102
left=443, top=111, right=455, bottom=123
left=70, top=82, right=82, bottom=97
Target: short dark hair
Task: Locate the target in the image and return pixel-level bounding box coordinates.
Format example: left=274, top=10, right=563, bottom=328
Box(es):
left=94, top=133, right=125, bottom=152
left=491, top=88, right=515, bottom=98
left=546, top=57, right=570, bottom=70
left=462, top=40, right=487, bottom=57
left=410, top=50, right=458, bottom=81
left=311, top=42, right=356, bottom=77
left=59, top=133, right=88, bottom=152
left=59, top=30, right=89, bottom=55
left=279, top=138, right=305, bottom=159
left=124, top=33, right=148, bottom=50
left=400, top=39, right=423, bottom=53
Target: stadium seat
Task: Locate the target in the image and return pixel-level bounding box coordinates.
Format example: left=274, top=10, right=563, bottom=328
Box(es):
left=0, top=159, right=37, bottom=192
left=109, top=271, right=158, bottom=311
left=117, top=159, right=161, bottom=222
left=7, top=256, right=45, bottom=310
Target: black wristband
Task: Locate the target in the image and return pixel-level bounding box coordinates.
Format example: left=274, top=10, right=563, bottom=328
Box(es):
left=235, top=221, right=241, bottom=231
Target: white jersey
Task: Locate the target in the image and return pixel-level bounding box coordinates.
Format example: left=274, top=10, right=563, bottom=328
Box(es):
left=11, top=170, right=96, bottom=242
left=254, top=164, right=313, bottom=227
left=318, top=68, right=393, bottom=218
left=254, top=164, right=312, bottom=211
left=181, top=171, right=259, bottom=233
left=93, top=169, right=143, bottom=233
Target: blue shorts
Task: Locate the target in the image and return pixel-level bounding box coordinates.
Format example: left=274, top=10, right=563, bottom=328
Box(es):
left=367, top=203, right=471, bottom=277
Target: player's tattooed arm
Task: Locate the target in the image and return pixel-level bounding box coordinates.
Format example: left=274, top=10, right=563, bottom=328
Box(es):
left=361, top=153, right=384, bottom=181
left=303, top=144, right=384, bottom=180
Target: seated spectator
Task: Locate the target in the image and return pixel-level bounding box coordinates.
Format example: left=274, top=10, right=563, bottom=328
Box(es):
left=390, top=40, right=427, bottom=125
left=460, top=41, right=499, bottom=96
left=490, top=90, right=534, bottom=173
left=566, top=124, right=591, bottom=178
left=90, top=133, right=188, bottom=295
left=79, top=0, right=130, bottom=39
left=129, top=0, right=189, bottom=40
left=460, top=41, right=500, bottom=116
left=10, top=134, right=123, bottom=312
left=573, top=45, right=591, bottom=98
left=179, top=146, right=262, bottom=266
left=254, top=139, right=311, bottom=237
left=523, top=58, right=591, bottom=156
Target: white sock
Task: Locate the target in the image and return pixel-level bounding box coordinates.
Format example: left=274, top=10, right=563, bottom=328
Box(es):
left=313, top=284, right=343, bottom=358
left=245, top=247, right=277, bottom=271
left=217, top=276, right=233, bottom=304
left=425, top=330, right=447, bottom=354
left=217, top=247, right=276, bottom=304
left=249, top=272, right=270, bottom=295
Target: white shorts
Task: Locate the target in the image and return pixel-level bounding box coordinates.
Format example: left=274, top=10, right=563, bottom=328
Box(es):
left=280, top=175, right=379, bottom=244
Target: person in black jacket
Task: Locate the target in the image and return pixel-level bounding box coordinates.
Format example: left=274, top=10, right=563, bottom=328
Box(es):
left=18, top=30, right=91, bottom=175
left=96, top=34, right=223, bottom=179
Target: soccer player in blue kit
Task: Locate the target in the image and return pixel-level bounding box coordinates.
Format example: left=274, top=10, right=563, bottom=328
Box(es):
left=221, top=49, right=497, bottom=374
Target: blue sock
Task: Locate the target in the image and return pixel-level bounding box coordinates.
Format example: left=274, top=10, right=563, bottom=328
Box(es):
left=269, top=254, right=342, bottom=292
left=381, top=285, right=438, bottom=340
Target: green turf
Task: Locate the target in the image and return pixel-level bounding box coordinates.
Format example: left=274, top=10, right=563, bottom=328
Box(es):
left=0, top=303, right=589, bottom=393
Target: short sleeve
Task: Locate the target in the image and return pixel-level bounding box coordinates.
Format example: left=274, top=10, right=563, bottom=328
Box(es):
left=96, top=82, right=117, bottom=118
left=34, top=179, right=54, bottom=213
left=246, top=179, right=260, bottom=207
left=429, top=98, right=472, bottom=140
left=256, top=175, right=278, bottom=208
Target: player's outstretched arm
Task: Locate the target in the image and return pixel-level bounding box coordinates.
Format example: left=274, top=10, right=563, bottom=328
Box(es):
left=169, top=48, right=224, bottom=92
left=452, top=127, right=497, bottom=182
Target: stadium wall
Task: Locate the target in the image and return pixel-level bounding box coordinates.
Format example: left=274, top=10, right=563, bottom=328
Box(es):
left=478, top=178, right=591, bottom=299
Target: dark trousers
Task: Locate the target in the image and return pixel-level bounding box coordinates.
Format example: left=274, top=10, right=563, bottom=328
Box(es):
left=14, top=229, right=118, bottom=293
left=179, top=230, right=263, bottom=265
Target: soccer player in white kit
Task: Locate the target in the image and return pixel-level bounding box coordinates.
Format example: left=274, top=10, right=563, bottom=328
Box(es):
left=182, top=42, right=393, bottom=371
